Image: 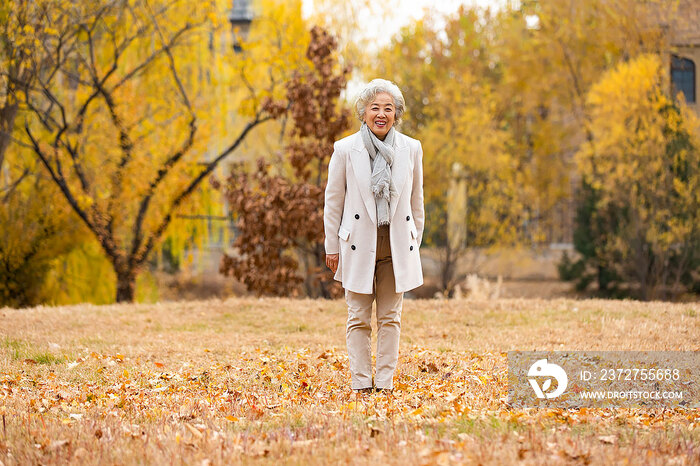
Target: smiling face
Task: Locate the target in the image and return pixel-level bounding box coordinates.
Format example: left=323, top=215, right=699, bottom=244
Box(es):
left=363, top=92, right=395, bottom=140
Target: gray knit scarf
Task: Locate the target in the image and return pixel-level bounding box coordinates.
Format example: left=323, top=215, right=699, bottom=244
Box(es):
left=361, top=122, right=398, bottom=226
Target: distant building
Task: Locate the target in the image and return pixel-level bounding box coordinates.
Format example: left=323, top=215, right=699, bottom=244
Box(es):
left=669, top=0, right=699, bottom=113
left=229, top=0, right=254, bottom=53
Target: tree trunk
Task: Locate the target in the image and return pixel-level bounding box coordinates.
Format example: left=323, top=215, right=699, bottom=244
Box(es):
left=315, top=244, right=332, bottom=299
left=0, top=103, right=19, bottom=174
left=115, top=269, right=136, bottom=303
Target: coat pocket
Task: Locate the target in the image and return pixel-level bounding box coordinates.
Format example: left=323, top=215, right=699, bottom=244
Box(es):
left=410, top=225, right=418, bottom=240
left=338, top=226, right=351, bottom=241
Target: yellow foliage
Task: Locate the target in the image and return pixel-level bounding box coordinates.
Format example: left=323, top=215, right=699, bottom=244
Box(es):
left=372, top=8, right=525, bottom=253
left=40, top=240, right=116, bottom=306
left=576, top=53, right=700, bottom=298
left=494, top=0, right=674, bottom=241
left=419, top=73, right=524, bottom=248
left=1, top=0, right=313, bottom=303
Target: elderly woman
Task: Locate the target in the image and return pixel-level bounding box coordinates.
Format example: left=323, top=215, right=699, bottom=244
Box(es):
left=324, top=79, right=424, bottom=393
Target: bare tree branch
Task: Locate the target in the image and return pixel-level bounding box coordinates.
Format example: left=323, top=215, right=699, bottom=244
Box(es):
left=0, top=167, right=29, bottom=202
left=128, top=0, right=201, bottom=264
left=139, top=113, right=274, bottom=262
left=24, top=121, right=91, bottom=231
left=110, top=23, right=196, bottom=93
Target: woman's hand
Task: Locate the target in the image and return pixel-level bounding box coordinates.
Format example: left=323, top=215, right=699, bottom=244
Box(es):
left=326, top=254, right=339, bottom=273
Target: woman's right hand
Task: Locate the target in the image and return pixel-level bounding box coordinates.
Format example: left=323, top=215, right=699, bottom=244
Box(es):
left=326, top=254, right=339, bottom=273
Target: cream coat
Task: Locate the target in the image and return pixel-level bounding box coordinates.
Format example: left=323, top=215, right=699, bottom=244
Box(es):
left=324, top=130, right=424, bottom=294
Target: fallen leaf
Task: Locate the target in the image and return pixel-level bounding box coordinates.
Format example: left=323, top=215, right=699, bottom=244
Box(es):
left=346, top=401, right=359, bottom=410
left=419, top=362, right=439, bottom=373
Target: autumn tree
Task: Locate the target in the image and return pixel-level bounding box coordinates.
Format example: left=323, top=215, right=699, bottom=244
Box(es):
left=496, top=0, right=689, bottom=295
left=372, top=7, right=524, bottom=293
left=567, top=54, right=700, bottom=299
left=0, top=0, right=89, bottom=306
left=0, top=177, right=86, bottom=307
left=419, top=73, right=524, bottom=293
left=368, top=0, right=681, bottom=294
left=218, top=26, right=350, bottom=298
left=10, top=0, right=302, bottom=303
left=494, top=0, right=672, bottom=246
left=494, top=0, right=677, bottom=296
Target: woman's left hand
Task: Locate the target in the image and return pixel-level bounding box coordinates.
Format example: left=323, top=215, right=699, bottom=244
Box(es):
left=326, top=254, right=339, bottom=274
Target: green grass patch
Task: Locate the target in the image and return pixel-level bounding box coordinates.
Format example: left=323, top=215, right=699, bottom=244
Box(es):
left=1, top=337, right=66, bottom=363
left=1, top=337, right=26, bottom=359
left=32, top=352, right=65, bottom=364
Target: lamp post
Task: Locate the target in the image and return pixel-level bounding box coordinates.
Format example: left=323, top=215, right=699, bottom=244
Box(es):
left=228, top=0, right=254, bottom=53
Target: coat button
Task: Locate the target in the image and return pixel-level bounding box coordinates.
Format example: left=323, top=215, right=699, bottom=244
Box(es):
left=410, top=245, right=414, bottom=251
left=355, top=214, right=360, bottom=219
left=351, top=245, right=356, bottom=250
left=406, top=215, right=410, bottom=221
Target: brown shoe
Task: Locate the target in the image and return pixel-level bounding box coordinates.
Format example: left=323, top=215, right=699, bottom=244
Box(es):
left=354, top=387, right=373, bottom=394
left=374, top=387, right=393, bottom=394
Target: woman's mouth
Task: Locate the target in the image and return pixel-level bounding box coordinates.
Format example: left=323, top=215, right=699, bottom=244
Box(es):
left=375, top=121, right=387, bottom=128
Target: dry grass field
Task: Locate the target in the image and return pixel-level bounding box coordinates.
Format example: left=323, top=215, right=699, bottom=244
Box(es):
left=1, top=297, right=699, bottom=465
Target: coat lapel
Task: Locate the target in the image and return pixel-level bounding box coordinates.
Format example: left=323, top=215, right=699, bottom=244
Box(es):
left=390, top=132, right=410, bottom=220
left=350, top=133, right=377, bottom=225
left=349, top=130, right=411, bottom=225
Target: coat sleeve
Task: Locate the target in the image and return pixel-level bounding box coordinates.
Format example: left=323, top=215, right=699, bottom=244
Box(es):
left=324, top=142, right=346, bottom=254
left=411, top=140, right=425, bottom=247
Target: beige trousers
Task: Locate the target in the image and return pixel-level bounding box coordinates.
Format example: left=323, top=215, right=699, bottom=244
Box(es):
left=345, top=225, right=404, bottom=390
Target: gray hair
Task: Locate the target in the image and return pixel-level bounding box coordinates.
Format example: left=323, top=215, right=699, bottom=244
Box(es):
left=355, top=78, right=406, bottom=125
